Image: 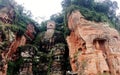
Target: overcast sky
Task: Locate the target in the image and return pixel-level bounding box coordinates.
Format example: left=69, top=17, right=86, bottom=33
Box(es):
left=15, top=0, right=120, bottom=23
left=14, top=0, right=62, bottom=23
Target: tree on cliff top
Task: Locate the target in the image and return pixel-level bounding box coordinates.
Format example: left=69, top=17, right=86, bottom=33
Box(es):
left=61, top=0, right=120, bottom=31
left=62, top=0, right=118, bottom=18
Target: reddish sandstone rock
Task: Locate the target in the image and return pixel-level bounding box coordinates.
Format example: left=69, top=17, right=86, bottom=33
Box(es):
left=0, top=23, right=36, bottom=75
left=7, top=35, right=26, bottom=58
left=66, top=10, right=120, bottom=75
left=25, top=24, right=35, bottom=40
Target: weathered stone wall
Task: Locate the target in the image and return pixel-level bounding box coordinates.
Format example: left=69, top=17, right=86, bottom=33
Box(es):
left=66, top=10, right=120, bottom=75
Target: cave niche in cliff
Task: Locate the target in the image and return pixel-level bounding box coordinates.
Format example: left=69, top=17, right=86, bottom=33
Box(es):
left=93, top=38, right=107, bottom=52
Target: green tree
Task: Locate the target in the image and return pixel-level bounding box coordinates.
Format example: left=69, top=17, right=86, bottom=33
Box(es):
left=61, top=0, right=119, bottom=31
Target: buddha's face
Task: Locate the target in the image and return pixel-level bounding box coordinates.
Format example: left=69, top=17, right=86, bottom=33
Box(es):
left=47, top=21, right=55, bottom=29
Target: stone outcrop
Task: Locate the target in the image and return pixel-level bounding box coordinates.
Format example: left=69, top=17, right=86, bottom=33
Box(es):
left=0, top=32, right=26, bottom=75
left=0, top=23, right=35, bottom=75
left=7, top=35, right=26, bottom=57
left=66, top=10, right=120, bottom=75
left=0, top=2, right=36, bottom=75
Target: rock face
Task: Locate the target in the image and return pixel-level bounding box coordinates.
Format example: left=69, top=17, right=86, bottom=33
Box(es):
left=7, top=35, right=26, bottom=56
left=0, top=33, right=26, bottom=75
left=66, top=10, right=120, bottom=75
left=0, top=2, right=36, bottom=75
left=0, top=23, right=35, bottom=75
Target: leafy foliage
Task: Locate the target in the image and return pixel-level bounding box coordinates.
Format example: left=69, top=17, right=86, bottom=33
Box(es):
left=61, top=0, right=119, bottom=31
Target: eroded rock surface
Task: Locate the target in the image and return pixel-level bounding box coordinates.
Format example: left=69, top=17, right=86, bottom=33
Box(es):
left=66, top=10, right=120, bottom=75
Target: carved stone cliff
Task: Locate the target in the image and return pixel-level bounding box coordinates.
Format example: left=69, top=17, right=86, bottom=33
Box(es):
left=0, top=6, right=36, bottom=74
left=66, top=10, right=120, bottom=75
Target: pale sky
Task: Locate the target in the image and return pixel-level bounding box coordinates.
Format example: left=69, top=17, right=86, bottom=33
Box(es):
left=112, top=0, right=120, bottom=15
left=15, top=0, right=120, bottom=23
left=15, top=0, right=62, bottom=23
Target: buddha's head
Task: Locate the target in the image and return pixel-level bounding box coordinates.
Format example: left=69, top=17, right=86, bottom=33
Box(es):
left=47, top=20, right=55, bottom=29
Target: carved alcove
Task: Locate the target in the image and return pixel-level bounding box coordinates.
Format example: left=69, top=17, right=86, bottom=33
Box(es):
left=93, top=38, right=111, bottom=74
left=93, top=38, right=107, bottom=52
